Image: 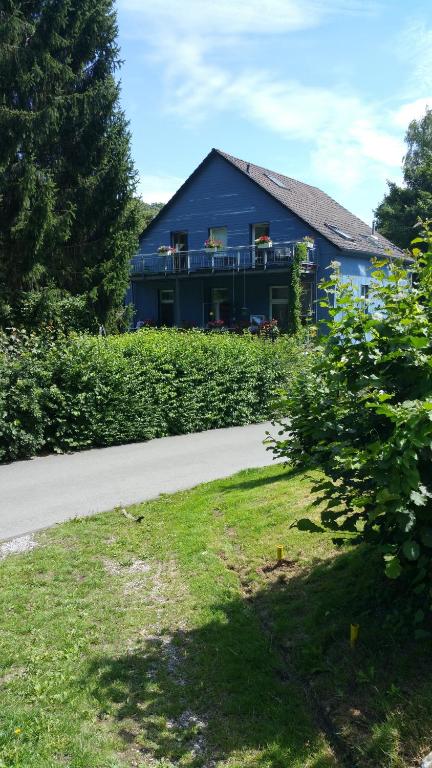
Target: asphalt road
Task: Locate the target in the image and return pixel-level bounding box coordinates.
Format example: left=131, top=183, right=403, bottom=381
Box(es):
left=0, top=422, right=280, bottom=541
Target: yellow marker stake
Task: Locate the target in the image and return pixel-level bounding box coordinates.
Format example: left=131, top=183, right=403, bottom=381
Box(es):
left=277, top=545, right=284, bottom=562
left=350, top=623, right=359, bottom=648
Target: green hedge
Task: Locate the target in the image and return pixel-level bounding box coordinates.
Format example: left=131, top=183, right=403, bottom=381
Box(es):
left=0, top=329, right=307, bottom=461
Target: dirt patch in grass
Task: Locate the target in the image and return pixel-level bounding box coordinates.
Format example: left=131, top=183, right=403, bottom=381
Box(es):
left=0, top=534, right=38, bottom=559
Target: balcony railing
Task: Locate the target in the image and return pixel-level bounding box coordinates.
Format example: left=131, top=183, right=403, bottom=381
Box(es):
left=130, top=241, right=316, bottom=277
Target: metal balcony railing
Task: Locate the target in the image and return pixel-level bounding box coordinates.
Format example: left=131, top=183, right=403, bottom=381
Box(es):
left=130, top=241, right=316, bottom=277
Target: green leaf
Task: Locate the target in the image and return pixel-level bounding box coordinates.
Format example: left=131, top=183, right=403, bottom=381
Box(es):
left=402, top=540, right=420, bottom=561
left=384, top=555, right=402, bottom=579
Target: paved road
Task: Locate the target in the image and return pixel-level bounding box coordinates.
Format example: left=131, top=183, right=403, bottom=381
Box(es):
left=0, top=422, right=280, bottom=541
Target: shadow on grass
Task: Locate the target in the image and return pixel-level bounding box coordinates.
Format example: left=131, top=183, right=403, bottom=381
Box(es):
left=221, top=464, right=305, bottom=493
left=84, top=547, right=432, bottom=768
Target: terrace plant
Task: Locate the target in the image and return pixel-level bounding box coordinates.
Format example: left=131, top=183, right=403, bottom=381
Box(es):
left=255, top=235, right=273, bottom=247
left=271, top=223, right=432, bottom=625
left=204, top=238, right=223, bottom=250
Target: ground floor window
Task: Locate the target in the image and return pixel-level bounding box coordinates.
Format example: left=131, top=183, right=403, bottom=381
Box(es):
left=301, top=281, right=314, bottom=320
left=159, top=289, right=175, bottom=326
left=269, top=285, right=289, bottom=328
left=211, top=287, right=230, bottom=324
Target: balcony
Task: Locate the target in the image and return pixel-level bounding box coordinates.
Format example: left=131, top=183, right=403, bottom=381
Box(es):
left=130, top=241, right=316, bottom=278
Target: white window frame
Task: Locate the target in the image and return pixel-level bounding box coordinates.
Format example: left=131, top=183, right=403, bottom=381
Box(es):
left=252, top=222, right=270, bottom=243
left=212, top=287, right=228, bottom=321
left=269, top=285, right=289, bottom=321
left=209, top=226, right=228, bottom=247
left=361, top=283, right=370, bottom=313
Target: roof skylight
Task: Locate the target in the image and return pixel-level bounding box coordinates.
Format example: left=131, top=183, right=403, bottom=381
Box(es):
left=265, top=173, right=289, bottom=189
left=325, top=223, right=356, bottom=242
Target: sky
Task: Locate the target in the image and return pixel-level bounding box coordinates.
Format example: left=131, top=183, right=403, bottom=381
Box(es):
left=116, top=0, right=432, bottom=225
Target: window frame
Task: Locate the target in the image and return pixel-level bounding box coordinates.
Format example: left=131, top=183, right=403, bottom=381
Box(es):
left=211, top=286, right=229, bottom=321
left=269, top=285, right=289, bottom=325
left=170, top=231, right=189, bottom=252
left=208, top=225, right=228, bottom=247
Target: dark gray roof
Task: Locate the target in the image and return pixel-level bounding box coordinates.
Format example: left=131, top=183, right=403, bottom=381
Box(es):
left=215, top=149, right=404, bottom=258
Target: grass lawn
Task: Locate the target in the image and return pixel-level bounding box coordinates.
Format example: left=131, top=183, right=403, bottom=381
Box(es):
left=1, top=465, right=431, bottom=768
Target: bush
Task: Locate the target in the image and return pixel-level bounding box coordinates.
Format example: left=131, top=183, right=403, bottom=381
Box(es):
left=0, top=328, right=308, bottom=461
left=270, top=225, right=432, bottom=624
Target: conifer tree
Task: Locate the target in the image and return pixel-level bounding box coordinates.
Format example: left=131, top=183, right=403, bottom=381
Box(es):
left=0, top=0, right=139, bottom=329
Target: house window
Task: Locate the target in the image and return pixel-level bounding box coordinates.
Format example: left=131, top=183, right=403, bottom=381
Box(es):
left=301, top=281, right=313, bottom=319
left=252, top=223, right=270, bottom=243
left=211, top=287, right=230, bottom=323
left=269, top=285, right=289, bottom=329
left=209, top=226, right=227, bottom=247
left=361, top=284, right=369, bottom=312
left=171, top=231, right=188, bottom=252
left=159, top=289, right=174, bottom=327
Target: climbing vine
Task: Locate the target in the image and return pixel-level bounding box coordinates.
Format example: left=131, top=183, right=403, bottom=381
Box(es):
left=287, top=242, right=304, bottom=334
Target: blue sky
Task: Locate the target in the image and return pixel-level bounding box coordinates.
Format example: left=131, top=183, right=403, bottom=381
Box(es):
left=116, top=0, right=432, bottom=225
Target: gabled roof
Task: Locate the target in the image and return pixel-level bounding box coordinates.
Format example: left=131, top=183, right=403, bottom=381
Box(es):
left=140, top=148, right=404, bottom=258
left=215, top=149, right=404, bottom=257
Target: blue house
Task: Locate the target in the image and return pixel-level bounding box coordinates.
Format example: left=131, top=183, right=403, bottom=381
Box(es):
left=130, top=149, right=402, bottom=329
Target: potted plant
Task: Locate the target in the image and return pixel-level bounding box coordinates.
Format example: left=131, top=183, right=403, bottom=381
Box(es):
left=255, top=234, right=272, bottom=249
left=204, top=238, right=223, bottom=251
left=157, top=245, right=174, bottom=256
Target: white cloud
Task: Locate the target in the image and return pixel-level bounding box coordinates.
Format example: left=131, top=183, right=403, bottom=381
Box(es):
left=137, top=173, right=183, bottom=203
left=119, top=0, right=425, bottom=210
left=392, top=97, right=432, bottom=129
left=120, top=0, right=377, bottom=38
left=399, top=21, right=432, bottom=93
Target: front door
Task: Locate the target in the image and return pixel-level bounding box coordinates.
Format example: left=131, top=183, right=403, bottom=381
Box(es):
left=211, top=287, right=230, bottom=324
left=159, top=289, right=175, bottom=326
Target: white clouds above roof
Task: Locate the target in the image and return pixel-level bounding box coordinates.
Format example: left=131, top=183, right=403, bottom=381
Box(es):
left=137, top=174, right=183, bottom=203
left=119, top=0, right=432, bottom=219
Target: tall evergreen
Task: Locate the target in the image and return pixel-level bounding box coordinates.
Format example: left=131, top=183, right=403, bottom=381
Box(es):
left=375, top=109, right=432, bottom=249
left=0, top=0, right=139, bottom=330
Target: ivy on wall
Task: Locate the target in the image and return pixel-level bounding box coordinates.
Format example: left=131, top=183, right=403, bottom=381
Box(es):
left=287, top=242, right=305, bottom=334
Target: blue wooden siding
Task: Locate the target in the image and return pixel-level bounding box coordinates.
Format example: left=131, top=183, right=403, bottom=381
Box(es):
left=133, top=153, right=376, bottom=326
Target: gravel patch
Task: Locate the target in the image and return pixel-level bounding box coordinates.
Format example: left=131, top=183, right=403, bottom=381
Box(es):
left=0, top=534, right=38, bottom=560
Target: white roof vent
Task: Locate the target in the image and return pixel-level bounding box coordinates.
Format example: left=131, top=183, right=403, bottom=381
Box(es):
left=325, top=223, right=356, bottom=242
left=265, top=173, right=289, bottom=189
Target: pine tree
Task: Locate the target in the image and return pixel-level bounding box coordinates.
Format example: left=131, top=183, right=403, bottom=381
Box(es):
left=375, top=109, right=432, bottom=249
left=0, top=0, right=139, bottom=330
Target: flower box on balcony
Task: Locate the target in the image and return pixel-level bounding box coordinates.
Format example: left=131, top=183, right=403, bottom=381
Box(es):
left=204, top=238, right=223, bottom=251
left=255, top=236, right=272, bottom=249
left=157, top=245, right=174, bottom=256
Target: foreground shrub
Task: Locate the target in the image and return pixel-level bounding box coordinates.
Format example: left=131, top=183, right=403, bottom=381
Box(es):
left=0, top=328, right=307, bottom=461
left=271, top=225, right=432, bottom=625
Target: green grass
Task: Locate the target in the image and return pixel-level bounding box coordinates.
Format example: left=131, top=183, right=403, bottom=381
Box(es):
left=1, top=465, right=431, bottom=768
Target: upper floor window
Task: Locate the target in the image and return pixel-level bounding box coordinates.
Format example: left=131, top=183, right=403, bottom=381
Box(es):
left=209, top=226, right=227, bottom=247
left=171, top=231, right=188, bottom=252
left=252, top=223, right=270, bottom=243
